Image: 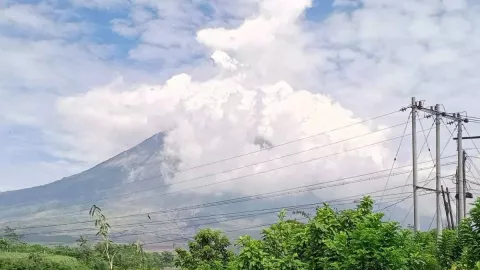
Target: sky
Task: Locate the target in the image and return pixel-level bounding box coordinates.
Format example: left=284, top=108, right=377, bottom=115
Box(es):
left=1, top=0, right=480, bottom=198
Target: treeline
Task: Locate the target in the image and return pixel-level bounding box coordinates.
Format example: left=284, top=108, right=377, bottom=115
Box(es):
left=0, top=230, right=174, bottom=269
left=2, top=197, right=480, bottom=269
left=174, top=197, right=480, bottom=270
left=0, top=205, right=175, bottom=270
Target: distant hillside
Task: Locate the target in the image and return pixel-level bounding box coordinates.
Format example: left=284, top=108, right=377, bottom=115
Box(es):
left=0, top=132, right=425, bottom=247
left=0, top=133, right=324, bottom=246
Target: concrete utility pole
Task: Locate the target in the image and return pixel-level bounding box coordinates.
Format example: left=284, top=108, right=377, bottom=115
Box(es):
left=411, top=97, right=419, bottom=232
left=446, top=187, right=455, bottom=228
left=404, top=99, right=470, bottom=232
left=441, top=185, right=451, bottom=229
left=457, top=118, right=464, bottom=225
left=463, top=150, right=467, bottom=218
left=435, top=104, right=442, bottom=237
left=453, top=138, right=479, bottom=223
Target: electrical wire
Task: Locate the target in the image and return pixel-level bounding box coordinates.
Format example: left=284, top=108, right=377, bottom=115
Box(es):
left=387, top=115, right=446, bottom=220
left=413, top=119, right=459, bottom=223
left=417, top=112, right=436, bottom=165
left=428, top=211, right=436, bottom=231
left=141, top=192, right=433, bottom=247
left=378, top=112, right=411, bottom=205
left=463, top=125, right=480, bottom=157
left=0, top=120, right=411, bottom=212
left=107, top=195, right=411, bottom=242
left=21, top=183, right=426, bottom=236
left=2, top=130, right=432, bottom=223
left=171, top=110, right=401, bottom=173
left=46, top=194, right=418, bottom=246
left=3, top=162, right=454, bottom=230
left=31, top=194, right=415, bottom=245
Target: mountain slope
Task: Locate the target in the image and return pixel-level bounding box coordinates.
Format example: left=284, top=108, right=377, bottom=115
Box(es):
left=0, top=133, right=319, bottom=245
left=0, top=132, right=420, bottom=247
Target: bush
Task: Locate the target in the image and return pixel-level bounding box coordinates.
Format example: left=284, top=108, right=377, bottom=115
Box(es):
left=0, top=252, right=90, bottom=270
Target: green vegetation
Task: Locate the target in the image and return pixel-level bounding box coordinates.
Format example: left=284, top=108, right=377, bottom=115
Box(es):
left=0, top=207, right=174, bottom=270
left=0, top=238, right=175, bottom=269
left=2, top=197, right=480, bottom=269
left=174, top=197, right=480, bottom=270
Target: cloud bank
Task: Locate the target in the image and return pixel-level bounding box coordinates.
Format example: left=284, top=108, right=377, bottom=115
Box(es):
left=52, top=0, right=393, bottom=199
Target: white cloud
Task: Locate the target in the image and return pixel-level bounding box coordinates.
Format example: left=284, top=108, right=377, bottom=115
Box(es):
left=111, top=0, right=260, bottom=64
left=68, top=0, right=129, bottom=9
left=33, top=0, right=480, bottom=219
left=53, top=54, right=392, bottom=199
left=50, top=0, right=397, bottom=202
left=443, top=0, right=467, bottom=11
left=0, top=2, right=87, bottom=38
left=2, top=0, right=480, bottom=222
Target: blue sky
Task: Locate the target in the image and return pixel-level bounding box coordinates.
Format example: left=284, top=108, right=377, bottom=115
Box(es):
left=1, top=0, right=480, bottom=191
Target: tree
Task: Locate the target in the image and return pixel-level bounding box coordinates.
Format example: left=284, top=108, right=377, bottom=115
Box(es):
left=76, top=236, right=88, bottom=248
left=234, top=197, right=439, bottom=270
left=90, top=205, right=115, bottom=270
left=455, top=198, right=480, bottom=269
left=436, top=229, right=461, bottom=269
left=175, top=228, right=234, bottom=270
left=4, top=226, right=22, bottom=242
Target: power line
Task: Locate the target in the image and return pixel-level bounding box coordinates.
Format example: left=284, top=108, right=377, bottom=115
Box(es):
left=3, top=130, right=430, bottom=222
left=124, top=180, right=453, bottom=241
left=7, top=169, right=423, bottom=230
left=48, top=194, right=421, bottom=246
left=378, top=112, right=411, bottom=205
left=0, top=121, right=413, bottom=214
left=417, top=113, right=435, bottom=165
left=3, top=162, right=454, bottom=230
left=106, top=195, right=412, bottom=242
left=391, top=120, right=458, bottom=221
left=466, top=159, right=480, bottom=181
left=378, top=195, right=413, bottom=213
left=22, top=182, right=428, bottom=236
left=387, top=117, right=449, bottom=220
left=170, top=110, right=401, bottom=173
left=428, top=211, right=436, bottom=231
left=29, top=194, right=417, bottom=245
left=463, top=125, right=480, bottom=157
left=401, top=203, right=413, bottom=227
left=33, top=191, right=439, bottom=247
left=141, top=192, right=433, bottom=247
left=8, top=159, right=457, bottom=231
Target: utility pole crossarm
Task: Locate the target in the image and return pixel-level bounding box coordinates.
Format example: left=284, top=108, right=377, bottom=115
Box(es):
left=453, top=136, right=480, bottom=140
left=416, top=186, right=437, bottom=193
left=401, top=99, right=472, bottom=232
left=414, top=105, right=469, bottom=123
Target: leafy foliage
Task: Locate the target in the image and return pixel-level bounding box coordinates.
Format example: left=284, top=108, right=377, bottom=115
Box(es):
left=233, top=198, right=439, bottom=270
left=0, top=251, right=90, bottom=270
left=455, top=198, right=480, bottom=269
left=174, top=228, right=234, bottom=269
left=176, top=197, right=480, bottom=270
left=437, top=229, right=461, bottom=268
left=0, top=208, right=175, bottom=270
left=3, top=196, right=480, bottom=269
